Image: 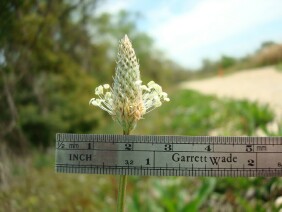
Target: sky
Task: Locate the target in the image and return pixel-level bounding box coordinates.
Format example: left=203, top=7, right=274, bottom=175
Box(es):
left=98, top=0, right=282, bottom=69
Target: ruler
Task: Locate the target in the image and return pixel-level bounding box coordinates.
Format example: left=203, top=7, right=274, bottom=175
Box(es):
left=55, top=133, right=282, bottom=177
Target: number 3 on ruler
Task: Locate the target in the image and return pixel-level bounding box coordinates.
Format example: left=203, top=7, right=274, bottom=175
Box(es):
left=164, top=144, right=172, bottom=151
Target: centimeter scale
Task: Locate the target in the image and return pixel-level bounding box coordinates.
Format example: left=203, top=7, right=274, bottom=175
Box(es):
left=55, top=133, right=282, bottom=177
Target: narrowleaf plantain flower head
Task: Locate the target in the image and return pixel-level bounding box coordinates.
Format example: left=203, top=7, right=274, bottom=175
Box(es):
left=89, top=35, right=170, bottom=133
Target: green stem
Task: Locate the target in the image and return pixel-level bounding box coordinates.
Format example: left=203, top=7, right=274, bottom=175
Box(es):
left=117, top=129, right=130, bottom=212
left=117, top=175, right=127, bottom=212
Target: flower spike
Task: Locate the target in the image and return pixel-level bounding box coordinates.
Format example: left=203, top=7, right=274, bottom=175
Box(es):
left=90, top=35, right=170, bottom=132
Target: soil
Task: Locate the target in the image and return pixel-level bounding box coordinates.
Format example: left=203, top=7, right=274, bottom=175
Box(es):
left=180, top=66, right=282, bottom=122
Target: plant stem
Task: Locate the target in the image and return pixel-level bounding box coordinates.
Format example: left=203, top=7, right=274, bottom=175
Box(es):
left=117, top=175, right=127, bottom=212
left=117, top=130, right=129, bottom=212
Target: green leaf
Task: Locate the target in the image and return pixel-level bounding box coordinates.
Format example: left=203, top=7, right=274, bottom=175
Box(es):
left=182, top=178, right=216, bottom=211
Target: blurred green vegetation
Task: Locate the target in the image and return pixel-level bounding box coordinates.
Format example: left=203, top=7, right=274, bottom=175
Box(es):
left=1, top=89, right=281, bottom=211
left=277, top=62, right=282, bottom=72
left=1, top=1, right=282, bottom=211
left=102, top=89, right=273, bottom=136
left=190, top=41, right=282, bottom=80
left=0, top=0, right=188, bottom=152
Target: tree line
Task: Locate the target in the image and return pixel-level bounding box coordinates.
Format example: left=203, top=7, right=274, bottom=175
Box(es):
left=0, top=0, right=188, bottom=153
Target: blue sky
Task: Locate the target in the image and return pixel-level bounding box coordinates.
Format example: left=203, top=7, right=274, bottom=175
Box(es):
left=98, top=0, right=282, bottom=69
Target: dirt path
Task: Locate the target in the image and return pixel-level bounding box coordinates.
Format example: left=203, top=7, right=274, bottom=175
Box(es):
left=180, top=66, right=282, bottom=122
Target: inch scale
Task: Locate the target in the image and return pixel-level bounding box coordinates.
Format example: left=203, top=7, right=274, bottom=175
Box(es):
left=55, top=133, right=282, bottom=177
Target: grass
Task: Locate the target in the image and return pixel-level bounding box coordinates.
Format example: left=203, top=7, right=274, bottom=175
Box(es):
left=135, top=89, right=273, bottom=136
left=1, top=89, right=281, bottom=211
left=276, top=62, right=282, bottom=72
